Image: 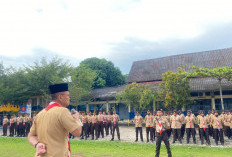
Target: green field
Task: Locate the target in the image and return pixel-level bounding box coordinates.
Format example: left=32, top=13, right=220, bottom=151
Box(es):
left=0, top=137, right=231, bottom=157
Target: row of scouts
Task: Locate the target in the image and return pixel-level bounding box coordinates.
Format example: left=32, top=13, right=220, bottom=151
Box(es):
left=77, top=110, right=120, bottom=141
left=2, top=113, right=36, bottom=137
left=134, top=109, right=232, bottom=146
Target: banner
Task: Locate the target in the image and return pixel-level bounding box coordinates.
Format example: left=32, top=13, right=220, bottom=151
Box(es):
left=26, top=104, right=32, bottom=117
left=20, top=105, right=27, bottom=114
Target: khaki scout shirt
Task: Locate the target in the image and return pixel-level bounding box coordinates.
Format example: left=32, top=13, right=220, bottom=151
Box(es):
left=144, top=115, right=153, bottom=127
left=154, top=117, right=170, bottom=132
left=211, top=116, right=224, bottom=129
left=80, top=115, right=88, bottom=124
left=17, top=116, right=23, bottom=123
left=179, top=114, right=185, bottom=125
left=134, top=115, right=143, bottom=127
left=170, top=115, right=182, bottom=129
left=30, top=106, right=80, bottom=157
left=13, top=117, right=17, bottom=123
left=3, top=118, right=8, bottom=125
left=224, top=114, right=230, bottom=126
left=106, top=115, right=112, bottom=123
left=198, top=116, right=209, bottom=129
left=91, top=115, right=98, bottom=124
left=185, top=116, right=195, bottom=128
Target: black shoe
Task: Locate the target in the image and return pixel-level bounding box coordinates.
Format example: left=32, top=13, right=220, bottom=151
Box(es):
left=91, top=138, right=94, bottom=140
left=194, top=141, right=196, bottom=144
left=111, top=138, right=114, bottom=141
left=180, top=141, right=182, bottom=144
left=135, top=140, right=138, bottom=142
left=172, top=141, right=175, bottom=144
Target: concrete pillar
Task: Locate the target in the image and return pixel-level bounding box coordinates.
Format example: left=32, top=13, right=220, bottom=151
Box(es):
left=86, top=103, right=89, bottom=112
left=36, top=96, right=40, bottom=106
left=94, top=105, right=96, bottom=112
left=153, top=101, right=156, bottom=111
left=211, top=97, right=216, bottom=110
left=106, top=102, right=109, bottom=112
left=128, top=104, right=131, bottom=112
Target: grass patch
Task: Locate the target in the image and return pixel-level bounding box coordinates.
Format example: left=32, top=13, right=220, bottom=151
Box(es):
left=0, top=137, right=231, bottom=157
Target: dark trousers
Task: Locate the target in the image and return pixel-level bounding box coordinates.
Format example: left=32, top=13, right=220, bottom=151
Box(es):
left=22, top=124, right=25, bottom=136
left=106, top=122, right=112, bottom=136
left=81, top=123, right=87, bottom=139
left=87, top=123, right=92, bottom=137
left=209, top=126, right=213, bottom=137
left=91, top=123, right=98, bottom=139
left=155, top=131, right=172, bottom=157
left=3, top=124, right=8, bottom=136
left=98, top=122, right=104, bottom=138
left=186, top=128, right=196, bottom=143
left=10, top=124, right=14, bottom=136
left=225, top=126, right=231, bottom=139
left=172, top=129, right=181, bottom=142
left=167, top=129, right=172, bottom=138
left=112, top=123, right=120, bottom=140
left=146, top=127, right=153, bottom=142
left=135, top=127, right=143, bottom=141
left=25, top=122, right=30, bottom=137
left=181, top=124, right=185, bottom=138
left=199, top=128, right=210, bottom=144
left=151, top=127, right=156, bottom=141
left=14, top=123, right=17, bottom=135
left=213, top=129, right=224, bottom=145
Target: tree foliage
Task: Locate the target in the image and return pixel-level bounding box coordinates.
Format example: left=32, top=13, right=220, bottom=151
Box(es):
left=79, top=57, right=125, bottom=88
left=158, top=68, right=191, bottom=110
left=186, top=66, right=232, bottom=110
left=116, top=82, right=156, bottom=111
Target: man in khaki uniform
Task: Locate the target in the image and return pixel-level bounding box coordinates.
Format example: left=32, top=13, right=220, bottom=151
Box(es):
left=211, top=110, right=224, bottom=145
left=154, top=109, right=172, bottom=157
left=86, top=112, right=92, bottom=138
left=17, top=113, right=23, bottom=137
left=185, top=111, right=196, bottom=144
left=144, top=110, right=153, bottom=142
left=80, top=112, right=88, bottom=140
left=170, top=111, right=182, bottom=144
left=97, top=111, right=104, bottom=138
left=198, top=111, right=210, bottom=145
left=134, top=112, right=143, bottom=142
left=91, top=112, right=98, bottom=140
left=111, top=110, right=120, bottom=141
left=13, top=114, right=17, bottom=136
left=2, top=115, right=9, bottom=136
left=224, top=111, right=231, bottom=139
left=10, top=115, right=15, bottom=137
left=28, top=83, right=82, bottom=157
left=178, top=110, right=185, bottom=139
left=106, top=112, right=112, bottom=136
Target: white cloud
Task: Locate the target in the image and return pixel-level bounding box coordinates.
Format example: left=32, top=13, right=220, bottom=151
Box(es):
left=0, top=0, right=231, bottom=59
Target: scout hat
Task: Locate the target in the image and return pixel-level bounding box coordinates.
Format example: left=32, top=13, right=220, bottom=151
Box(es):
left=49, top=83, right=68, bottom=94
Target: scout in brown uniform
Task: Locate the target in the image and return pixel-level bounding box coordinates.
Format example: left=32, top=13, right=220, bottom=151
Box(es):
left=80, top=112, right=88, bottom=140
left=185, top=111, right=196, bottom=144
left=178, top=110, right=185, bottom=139
left=28, top=83, right=82, bottom=157
left=13, top=114, right=17, bottom=135
left=106, top=112, right=112, bottom=136
left=2, top=115, right=9, bottom=136
left=102, top=111, right=107, bottom=136
left=211, top=110, right=224, bottom=145
left=25, top=113, right=32, bottom=137
left=17, top=113, right=23, bottom=137
left=166, top=112, right=172, bottom=138
left=198, top=111, right=210, bottom=145
left=154, top=109, right=172, bottom=157
left=86, top=112, right=92, bottom=138
left=91, top=112, right=98, bottom=140
left=144, top=110, right=153, bottom=142
left=134, top=112, right=143, bottom=142
left=151, top=111, right=157, bottom=141
left=224, top=111, right=231, bottom=139
left=97, top=111, right=104, bottom=138
left=170, top=111, right=182, bottom=144
left=9, top=115, right=15, bottom=137
left=111, top=110, right=120, bottom=141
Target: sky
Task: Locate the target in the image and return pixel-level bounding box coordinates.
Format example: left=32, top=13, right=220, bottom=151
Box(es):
left=0, top=0, right=232, bottom=74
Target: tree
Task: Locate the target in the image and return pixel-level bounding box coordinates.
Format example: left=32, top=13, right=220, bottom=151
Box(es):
left=69, top=66, right=97, bottom=106
left=79, top=57, right=125, bottom=88
left=116, top=82, right=156, bottom=111
left=187, top=66, right=232, bottom=110
left=158, top=68, right=192, bottom=110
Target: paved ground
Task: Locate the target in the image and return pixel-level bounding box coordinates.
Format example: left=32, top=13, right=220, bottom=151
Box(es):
left=1, top=126, right=232, bottom=147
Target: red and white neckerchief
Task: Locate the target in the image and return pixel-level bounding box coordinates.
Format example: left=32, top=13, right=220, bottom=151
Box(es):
left=148, top=116, right=151, bottom=127
left=174, top=116, right=177, bottom=128
left=45, top=102, right=71, bottom=157
left=216, top=118, right=220, bottom=130
left=113, top=115, right=117, bottom=126
left=158, top=118, right=163, bottom=134
left=23, top=117, right=26, bottom=125
left=202, top=117, right=206, bottom=131
left=92, top=116, right=95, bottom=124
left=107, top=116, right=111, bottom=123
left=3, top=119, right=5, bottom=125
left=189, top=117, right=191, bottom=128
left=88, top=116, right=91, bottom=126
left=136, top=116, right=139, bottom=127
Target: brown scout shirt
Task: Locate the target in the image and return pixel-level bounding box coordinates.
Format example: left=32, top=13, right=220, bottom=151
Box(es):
left=3, top=118, right=9, bottom=125
left=144, top=115, right=153, bottom=127
left=134, top=115, right=143, bottom=127
left=198, top=116, right=209, bottom=129
left=211, top=115, right=224, bottom=129
left=154, top=116, right=170, bottom=132
left=170, top=115, right=182, bottom=129
left=30, top=106, right=80, bottom=157
left=185, top=116, right=195, bottom=128
left=80, top=115, right=88, bottom=124
left=91, top=115, right=98, bottom=124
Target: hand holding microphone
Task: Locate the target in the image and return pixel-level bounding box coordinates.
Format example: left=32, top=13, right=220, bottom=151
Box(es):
left=71, top=109, right=83, bottom=126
